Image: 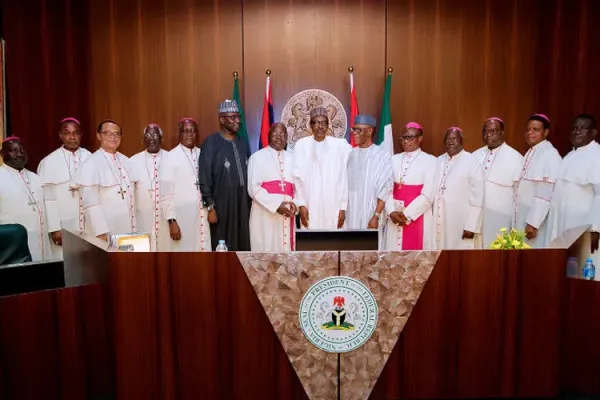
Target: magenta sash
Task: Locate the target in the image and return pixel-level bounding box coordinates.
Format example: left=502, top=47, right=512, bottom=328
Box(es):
left=261, top=180, right=295, bottom=250
left=393, top=183, right=424, bottom=250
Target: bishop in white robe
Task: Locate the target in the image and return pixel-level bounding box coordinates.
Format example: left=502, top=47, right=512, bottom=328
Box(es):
left=37, top=117, right=91, bottom=258
left=0, top=137, right=60, bottom=261
left=248, top=123, right=297, bottom=251
left=131, top=124, right=169, bottom=252
left=384, top=122, right=437, bottom=250
left=160, top=118, right=211, bottom=251
left=74, top=120, right=137, bottom=239
left=514, top=114, right=562, bottom=248
left=473, top=117, right=523, bottom=247
left=293, top=107, right=351, bottom=230
left=548, top=115, right=600, bottom=278
left=432, top=127, right=484, bottom=249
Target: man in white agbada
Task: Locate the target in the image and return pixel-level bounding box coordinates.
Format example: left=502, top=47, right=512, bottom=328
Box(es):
left=74, top=120, right=137, bottom=240
left=473, top=117, right=523, bottom=247
left=293, top=107, right=351, bottom=230
left=160, top=117, right=211, bottom=251
left=383, top=122, right=437, bottom=250
left=513, top=114, right=562, bottom=248
left=0, top=137, right=60, bottom=261
left=548, top=114, right=600, bottom=276
left=37, top=117, right=91, bottom=258
left=347, top=114, right=393, bottom=246
left=131, top=124, right=169, bottom=251
left=432, top=127, right=484, bottom=249
left=248, top=122, right=297, bottom=251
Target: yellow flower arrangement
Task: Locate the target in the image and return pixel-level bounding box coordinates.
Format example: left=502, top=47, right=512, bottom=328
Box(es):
left=489, top=227, right=531, bottom=249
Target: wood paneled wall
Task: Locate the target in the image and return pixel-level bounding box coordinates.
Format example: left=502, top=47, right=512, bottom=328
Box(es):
left=2, top=0, right=599, bottom=167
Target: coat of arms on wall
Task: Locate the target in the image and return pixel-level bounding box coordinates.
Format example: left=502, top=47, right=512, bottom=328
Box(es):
left=280, top=89, right=347, bottom=151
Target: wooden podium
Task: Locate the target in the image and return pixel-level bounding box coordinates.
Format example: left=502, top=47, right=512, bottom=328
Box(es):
left=0, top=230, right=599, bottom=399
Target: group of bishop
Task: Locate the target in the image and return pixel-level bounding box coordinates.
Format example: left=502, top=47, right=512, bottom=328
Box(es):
left=1, top=99, right=598, bottom=267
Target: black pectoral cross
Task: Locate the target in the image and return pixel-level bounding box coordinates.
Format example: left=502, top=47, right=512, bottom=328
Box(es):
left=440, top=185, right=447, bottom=194
left=195, top=180, right=201, bottom=190
left=118, top=187, right=127, bottom=200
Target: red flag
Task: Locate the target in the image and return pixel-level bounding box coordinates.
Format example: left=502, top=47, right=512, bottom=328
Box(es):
left=349, top=71, right=359, bottom=147
left=259, top=75, right=273, bottom=149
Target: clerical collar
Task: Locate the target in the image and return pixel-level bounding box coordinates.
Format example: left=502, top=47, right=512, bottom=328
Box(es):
left=2, top=164, right=23, bottom=173
left=404, top=148, right=421, bottom=156
left=146, top=149, right=162, bottom=156
left=448, top=149, right=464, bottom=159
left=573, top=141, right=595, bottom=151
left=487, top=142, right=504, bottom=152
left=100, top=147, right=118, bottom=156
left=62, top=146, right=80, bottom=155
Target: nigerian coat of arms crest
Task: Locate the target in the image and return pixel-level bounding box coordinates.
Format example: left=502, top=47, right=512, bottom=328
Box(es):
left=280, top=89, right=348, bottom=151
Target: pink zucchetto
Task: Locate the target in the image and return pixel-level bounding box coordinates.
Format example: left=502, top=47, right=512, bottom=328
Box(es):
left=2, top=136, right=22, bottom=144
left=533, top=113, right=550, bottom=123
left=405, top=122, right=423, bottom=130
left=59, top=117, right=81, bottom=125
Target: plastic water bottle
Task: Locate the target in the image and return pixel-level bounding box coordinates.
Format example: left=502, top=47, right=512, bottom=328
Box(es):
left=566, top=257, right=579, bottom=278
left=582, top=258, right=595, bottom=280
left=215, top=240, right=228, bottom=252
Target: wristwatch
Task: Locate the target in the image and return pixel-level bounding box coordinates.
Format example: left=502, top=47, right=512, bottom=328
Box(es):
left=167, top=219, right=176, bottom=225
left=373, top=212, right=381, bottom=218
left=207, top=205, right=215, bottom=211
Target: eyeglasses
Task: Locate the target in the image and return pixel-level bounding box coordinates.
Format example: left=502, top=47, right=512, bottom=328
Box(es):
left=101, top=131, right=121, bottom=138
left=400, top=134, right=422, bottom=141
left=181, top=129, right=197, bottom=134
left=350, top=127, right=370, bottom=134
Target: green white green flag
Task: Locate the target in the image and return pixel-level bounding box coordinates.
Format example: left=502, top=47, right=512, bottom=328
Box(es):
left=376, top=73, right=394, bottom=156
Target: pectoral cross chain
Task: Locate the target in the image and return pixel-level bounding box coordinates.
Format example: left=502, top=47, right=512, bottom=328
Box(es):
left=28, top=199, right=37, bottom=211
left=118, top=187, right=127, bottom=200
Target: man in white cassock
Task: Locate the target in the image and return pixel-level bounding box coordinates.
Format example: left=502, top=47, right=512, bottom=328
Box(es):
left=160, top=118, right=211, bottom=251
left=131, top=124, right=169, bottom=251
left=347, top=115, right=393, bottom=248
left=383, top=122, right=437, bottom=250
left=293, top=107, right=351, bottom=230
left=37, top=117, right=91, bottom=258
left=473, top=117, right=523, bottom=247
left=513, top=114, right=562, bottom=248
left=0, top=137, right=61, bottom=261
left=74, top=120, right=137, bottom=240
left=432, top=127, right=484, bottom=249
left=548, top=114, right=600, bottom=278
left=248, top=122, right=297, bottom=251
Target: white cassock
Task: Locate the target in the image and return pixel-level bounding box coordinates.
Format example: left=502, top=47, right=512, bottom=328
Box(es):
left=432, top=150, right=484, bottom=249
left=514, top=140, right=562, bottom=248
left=160, top=144, right=211, bottom=251
left=347, top=144, right=393, bottom=249
left=293, top=135, right=351, bottom=229
left=548, top=141, right=600, bottom=279
left=131, top=149, right=169, bottom=252
left=473, top=143, right=523, bottom=247
left=37, top=146, right=92, bottom=258
left=248, top=146, right=295, bottom=251
left=0, top=165, right=60, bottom=261
left=74, top=149, right=137, bottom=237
left=383, top=149, right=437, bottom=250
